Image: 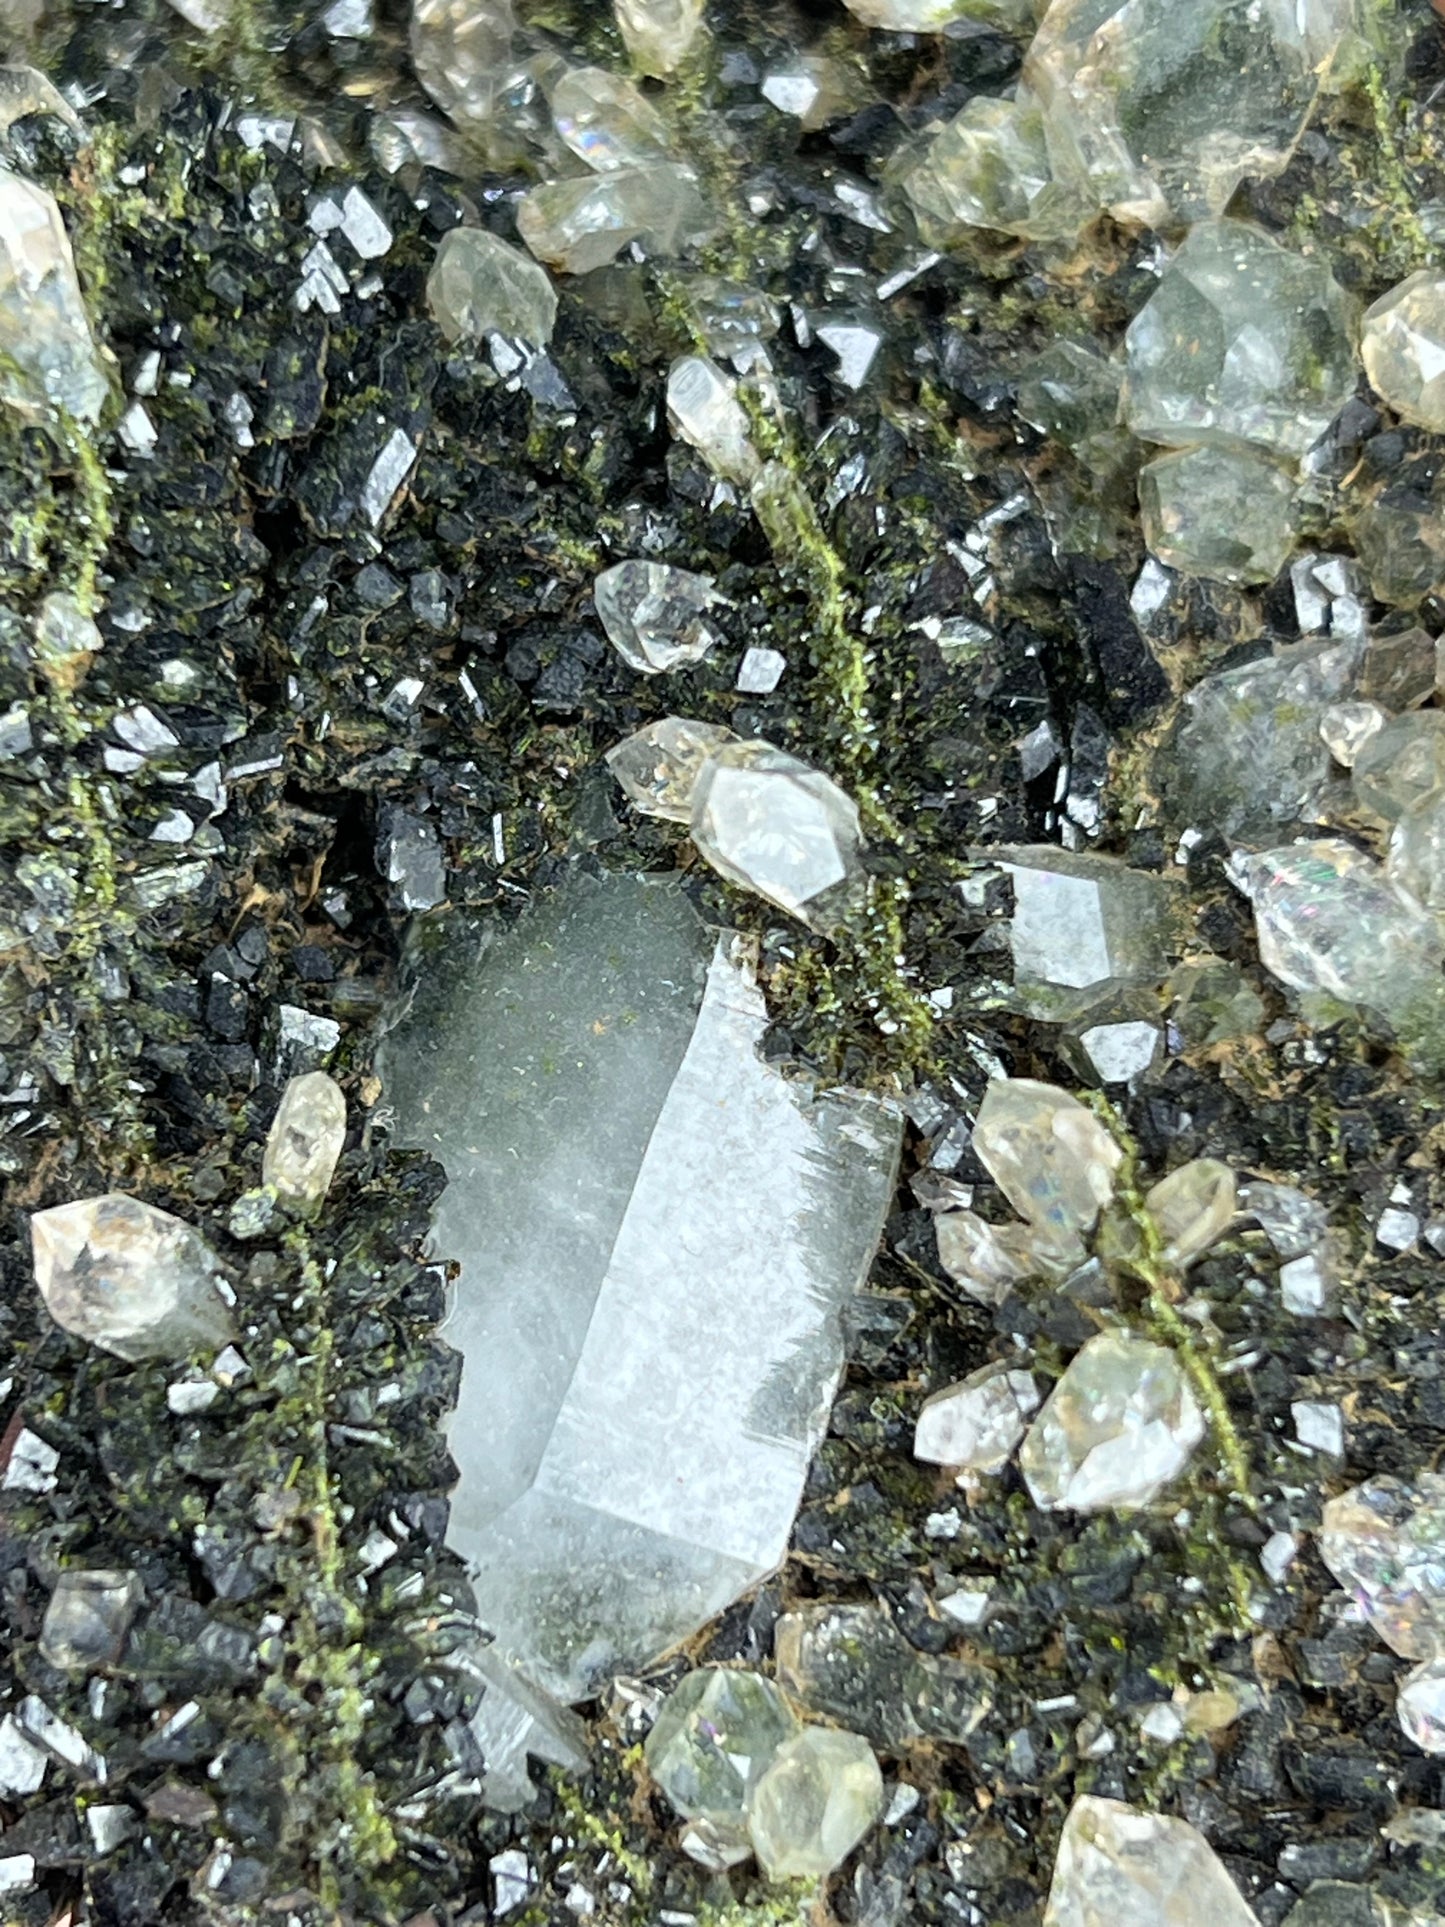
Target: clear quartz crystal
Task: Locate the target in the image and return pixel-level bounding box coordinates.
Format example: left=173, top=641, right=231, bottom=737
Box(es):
left=613, top=0, right=704, bottom=77
left=899, top=95, right=1078, bottom=246
left=914, top=1365, right=1040, bottom=1475
left=552, top=67, right=669, bottom=171
left=426, top=228, right=557, bottom=347
left=1143, top=1159, right=1236, bottom=1267
left=971, top=1078, right=1122, bottom=1248
left=410, top=0, right=516, bottom=123
left=517, top=165, right=709, bottom=275
left=1351, top=712, right=1445, bottom=824
left=262, top=1071, right=346, bottom=1212
left=1043, top=1796, right=1258, bottom=1927
left=594, top=560, right=723, bottom=673
left=1398, top=1658, right=1445, bottom=1755
left=746, top=1729, right=884, bottom=1883
left=1362, top=271, right=1445, bottom=434
left=934, top=1209, right=1067, bottom=1305
left=1319, top=1475, right=1445, bottom=1660
left=1138, top=443, right=1297, bottom=587
left=0, top=164, right=109, bottom=422
left=1388, top=790, right=1445, bottom=912
left=605, top=716, right=740, bottom=822
left=644, top=1668, right=799, bottom=1821
left=666, top=355, right=761, bottom=484
left=689, top=740, right=866, bottom=931
left=1320, top=700, right=1387, bottom=768
left=999, top=847, right=1173, bottom=1011
left=30, top=1194, right=236, bottom=1362
left=39, top=1570, right=142, bottom=1670
left=1019, top=1333, right=1205, bottom=1512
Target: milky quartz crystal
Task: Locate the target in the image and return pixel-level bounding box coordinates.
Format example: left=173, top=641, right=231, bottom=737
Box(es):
left=426, top=227, right=557, bottom=346
left=1362, top=270, right=1445, bottom=434
left=1043, top=1796, right=1258, bottom=1927
left=0, top=165, right=108, bottom=421
left=689, top=740, right=866, bottom=931
left=1020, top=1333, right=1204, bottom=1511
left=914, top=1365, right=1040, bottom=1475
left=605, top=716, right=739, bottom=822
left=262, top=1071, right=346, bottom=1211
left=378, top=870, right=900, bottom=1704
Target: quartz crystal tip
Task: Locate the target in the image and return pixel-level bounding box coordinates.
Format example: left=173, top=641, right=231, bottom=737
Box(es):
left=689, top=739, right=866, bottom=930
left=1043, top=1795, right=1259, bottom=1927
left=262, top=1071, right=347, bottom=1212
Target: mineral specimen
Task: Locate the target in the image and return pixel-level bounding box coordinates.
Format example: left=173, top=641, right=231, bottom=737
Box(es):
left=378, top=870, right=900, bottom=1702
left=972, top=1078, right=1122, bottom=1251
left=666, top=355, right=761, bottom=484
left=1388, top=791, right=1445, bottom=912
left=1019, top=1333, right=1205, bottom=1512
left=1351, top=712, right=1445, bottom=824
left=774, top=1603, right=992, bottom=1748
left=426, top=227, right=558, bottom=346
left=999, top=847, right=1173, bottom=1011
left=552, top=66, right=669, bottom=171
left=1043, top=1795, right=1258, bottom=1927
left=644, top=1669, right=799, bottom=1824
left=31, top=1194, right=236, bottom=1362
left=900, top=95, right=1073, bottom=245
left=410, top=0, right=516, bottom=125
left=1361, top=271, right=1445, bottom=434
left=746, top=1729, right=884, bottom=1883
left=935, top=1209, right=1060, bottom=1304
left=1122, top=221, right=1355, bottom=458
left=1143, top=1159, right=1236, bottom=1268
left=39, top=1570, right=143, bottom=1670
left=914, top=1364, right=1041, bottom=1475
left=689, top=740, right=866, bottom=931
left=1319, top=1475, right=1445, bottom=1660
left=0, top=164, right=109, bottom=422
left=262, top=1071, right=346, bottom=1211
left=594, top=560, right=723, bottom=674
left=1138, top=443, right=1296, bottom=586
left=613, top=0, right=704, bottom=76
left=517, top=164, right=709, bottom=275
left=1398, top=1659, right=1445, bottom=1755
left=605, top=716, right=739, bottom=822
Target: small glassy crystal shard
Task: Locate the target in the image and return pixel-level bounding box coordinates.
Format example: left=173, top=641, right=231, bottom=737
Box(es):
left=262, top=1071, right=346, bottom=1212
left=517, top=164, right=708, bottom=274
left=31, top=1194, right=235, bottom=1362
left=1138, top=443, right=1297, bottom=586
left=1319, top=1475, right=1445, bottom=1660
left=552, top=66, right=668, bottom=171
left=1351, top=712, right=1445, bottom=824
left=915, top=1365, right=1040, bottom=1475
left=614, top=0, right=703, bottom=75
left=689, top=740, right=866, bottom=931
left=935, top=1209, right=1067, bottom=1305
left=426, top=228, right=557, bottom=347
left=1398, top=1658, right=1445, bottom=1755
left=1143, top=1159, right=1236, bottom=1268
left=761, top=55, right=864, bottom=132
left=1362, top=271, right=1445, bottom=434
left=468, top=1645, right=589, bottom=1813
left=410, top=0, right=515, bottom=124
left=605, top=716, right=739, bottom=822
left=645, top=1668, right=799, bottom=1820
left=1122, top=221, right=1356, bottom=458
left=774, top=1603, right=992, bottom=1748
left=39, top=1570, right=142, bottom=1670
left=679, top=275, right=781, bottom=358
left=972, top=1078, right=1122, bottom=1247
left=899, top=94, right=1079, bottom=245
left=999, top=847, right=1173, bottom=1010
left=1043, top=1796, right=1258, bottom=1927
left=0, top=164, right=108, bottom=421
left=680, top=1812, right=752, bottom=1871
left=1020, top=1333, right=1204, bottom=1512
left=746, top=1728, right=884, bottom=1882
left=666, top=355, right=761, bottom=484
left=1242, top=1180, right=1329, bottom=1261
left=1320, top=700, right=1386, bottom=768
left=1388, top=791, right=1445, bottom=912
left=1060, top=992, right=1163, bottom=1088
left=594, top=560, right=723, bottom=674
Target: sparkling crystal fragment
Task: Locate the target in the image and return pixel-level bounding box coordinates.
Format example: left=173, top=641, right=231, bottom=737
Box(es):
left=1020, top=1333, right=1205, bottom=1512
left=914, top=1364, right=1040, bottom=1475
left=40, top=1569, right=142, bottom=1670
left=1320, top=700, right=1386, bottom=768
left=1318, top=1475, right=1445, bottom=1659
left=517, top=165, right=708, bottom=275
left=774, top=1602, right=991, bottom=1748
left=900, top=95, right=1073, bottom=246
left=262, top=1071, right=346, bottom=1211
left=934, top=1208, right=1063, bottom=1305
left=613, top=0, right=703, bottom=76
left=972, top=1077, right=1122, bottom=1249
left=1043, top=1795, right=1257, bottom=1927
left=645, top=1668, right=799, bottom=1823
left=746, top=1728, right=884, bottom=1883
left=1000, top=847, right=1173, bottom=1009
left=1398, top=1658, right=1445, bottom=1755
left=31, top=1193, right=235, bottom=1362
left=605, top=716, right=739, bottom=822
left=0, top=164, right=108, bottom=421
left=0, top=1717, right=46, bottom=1797
left=553, top=67, right=668, bottom=171
left=410, top=0, right=515, bottom=124
left=1139, top=443, right=1296, bottom=586
left=690, top=740, right=865, bottom=931
left=594, top=560, right=722, bottom=674
left=1143, top=1159, right=1236, bottom=1267
left=667, top=355, right=761, bottom=485
left=427, top=228, right=557, bottom=347
left=1362, top=271, right=1445, bottom=434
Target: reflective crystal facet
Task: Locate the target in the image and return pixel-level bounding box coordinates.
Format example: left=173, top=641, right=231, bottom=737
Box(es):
left=378, top=871, right=900, bottom=1701
left=900, top=96, right=1079, bottom=246
left=1319, top=1475, right=1445, bottom=1660
left=1398, top=1658, right=1445, bottom=1755
left=1351, top=712, right=1445, bottom=825
left=31, top=1193, right=235, bottom=1362
left=1320, top=699, right=1386, bottom=768
left=746, top=1729, right=884, bottom=1884
left=517, top=165, right=709, bottom=275
left=426, top=228, right=557, bottom=347
left=410, top=0, right=516, bottom=124
left=1139, top=443, right=1296, bottom=587
left=1043, top=1796, right=1258, bottom=1927
left=614, top=0, right=704, bottom=77
left=1017, top=340, right=1123, bottom=455
left=262, top=1072, right=346, bottom=1212
left=1388, top=791, right=1445, bottom=913
left=553, top=67, right=669, bottom=172
left=606, top=717, right=739, bottom=823
left=594, top=560, right=723, bottom=674
left=666, top=355, right=761, bottom=485
left=39, top=1569, right=143, bottom=1670
left=0, top=165, right=108, bottom=422
left=774, top=1603, right=992, bottom=1749
left=915, top=1365, right=1040, bottom=1475
left=1000, top=847, right=1173, bottom=1011
left=935, top=1209, right=1069, bottom=1305
left=1122, top=221, right=1356, bottom=458
left=644, top=1668, right=799, bottom=1820
left=972, top=1078, right=1122, bottom=1248
left=1143, top=1159, right=1236, bottom=1267
left=689, top=741, right=865, bottom=931
left=1362, top=271, right=1445, bottom=434
left=1020, top=1333, right=1205, bottom=1512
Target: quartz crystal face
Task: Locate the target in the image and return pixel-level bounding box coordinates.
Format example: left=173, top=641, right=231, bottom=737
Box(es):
left=1019, top=1333, right=1204, bottom=1512
left=745, top=1729, right=884, bottom=1883
left=999, top=847, right=1172, bottom=1008
left=605, top=716, right=740, bottom=822
left=935, top=1209, right=1063, bottom=1305
left=594, top=560, right=723, bottom=674
left=1122, top=221, right=1356, bottom=458
left=613, top=0, right=704, bottom=76
left=1388, top=791, right=1445, bottom=912
left=644, top=1669, right=799, bottom=1820
left=666, top=355, right=761, bottom=484
left=516, top=164, right=709, bottom=275
left=410, top=0, right=516, bottom=124
left=38, top=1570, right=142, bottom=1670
left=900, top=95, right=1082, bottom=245
left=0, top=164, right=109, bottom=422
left=552, top=66, right=669, bottom=172
left=1398, top=1658, right=1445, bottom=1755
left=914, top=1365, right=1041, bottom=1475
left=773, top=1603, right=992, bottom=1748
left=425, top=227, right=557, bottom=346
left=1138, top=443, right=1297, bottom=586
left=1042, top=1796, right=1258, bottom=1927
left=689, top=741, right=866, bottom=931
left=1143, top=1159, right=1236, bottom=1268
left=262, top=1071, right=346, bottom=1212
left=30, top=1194, right=236, bottom=1363
left=1351, top=712, right=1445, bottom=824
left=1319, top=1475, right=1445, bottom=1660
left=1024, top=0, right=1360, bottom=232
left=972, top=1077, right=1122, bottom=1247
left=1362, top=271, right=1445, bottom=434
left=1017, top=340, right=1123, bottom=453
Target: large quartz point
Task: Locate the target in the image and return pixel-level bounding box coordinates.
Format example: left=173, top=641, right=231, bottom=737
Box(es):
left=1043, top=1795, right=1258, bottom=1927
left=0, top=164, right=108, bottom=422
left=1019, top=1332, right=1204, bottom=1512
left=1023, top=0, right=1360, bottom=232
left=1318, top=1475, right=1445, bottom=1660
left=378, top=870, right=900, bottom=1704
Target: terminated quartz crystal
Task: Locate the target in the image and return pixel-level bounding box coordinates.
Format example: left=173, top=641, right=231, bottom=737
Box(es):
left=594, top=560, right=723, bottom=674
left=31, top=1194, right=235, bottom=1362
left=666, top=355, right=761, bottom=485
left=552, top=67, right=668, bottom=171
left=775, top=1603, right=992, bottom=1748
left=1143, top=1159, right=1236, bottom=1268
left=1020, top=1333, right=1204, bottom=1512
left=1042, top=1796, right=1258, bottom=1927
left=935, top=1209, right=1067, bottom=1304
left=1399, top=1660, right=1445, bottom=1755
left=999, top=847, right=1173, bottom=1013
left=262, top=1071, right=346, bottom=1212
left=605, top=716, right=739, bottom=822
left=516, top=164, right=708, bottom=275
left=900, top=96, right=1076, bottom=246
left=1318, top=1475, right=1445, bottom=1660
left=614, top=0, right=703, bottom=76
left=426, top=228, right=557, bottom=347
left=689, top=741, right=865, bottom=931
left=645, top=1668, right=799, bottom=1840
left=914, top=1365, right=1040, bottom=1476
left=410, top=0, right=515, bottom=125
left=378, top=871, right=900, bottom=1704
left=1138, top=443, right=1296, bottom=586
left=746, top=1729, right=884, bottom=1883
left=39, top=1570, right=142, bottom=1670
left=1362, top=271, right=1445, bottom=434
left=0, top=165, right=108, bottom=421
left=1122, top=221, right=1356, bottom=458
left=972, top=1078, right=1122, bottom=1251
